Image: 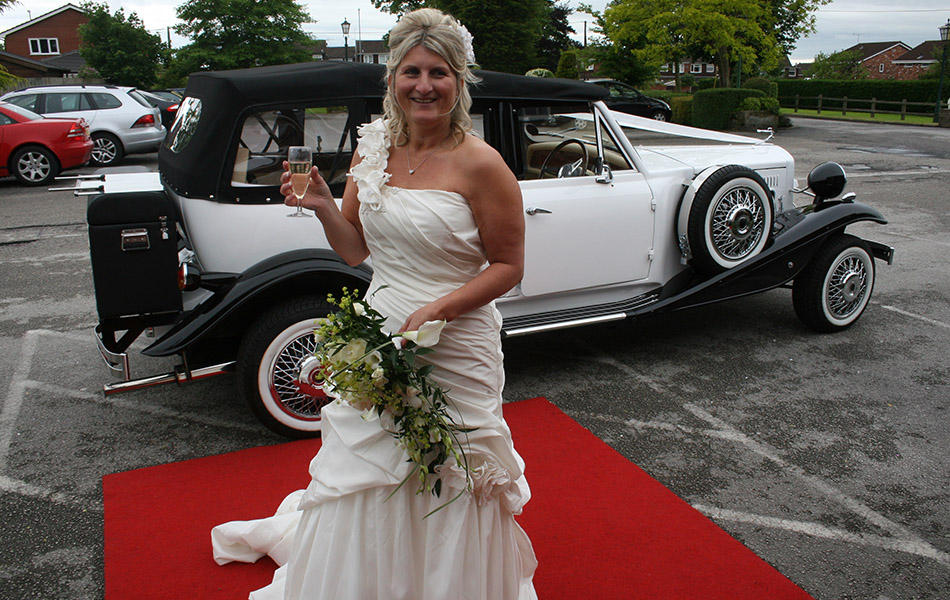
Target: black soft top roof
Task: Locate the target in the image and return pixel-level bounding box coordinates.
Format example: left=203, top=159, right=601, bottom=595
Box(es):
left=159, top=61, right=606, bottom=199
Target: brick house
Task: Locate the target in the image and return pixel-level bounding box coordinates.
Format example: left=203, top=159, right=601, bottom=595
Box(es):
left=0, top=4, right=87, bottom=77
left=892, top=40, right=949, bottom=80
left=309, top=40, right=390, bottom=64
left=842, top=42, right=912, bottom=79
left=658, top=59, right=718, bottom=87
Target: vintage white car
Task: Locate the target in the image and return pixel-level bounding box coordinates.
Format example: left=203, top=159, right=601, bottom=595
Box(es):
left=77, top=61, right=893, bottom=437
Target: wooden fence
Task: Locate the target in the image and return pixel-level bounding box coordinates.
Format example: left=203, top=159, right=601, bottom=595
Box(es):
left=780, top=94, right=938, bottom=120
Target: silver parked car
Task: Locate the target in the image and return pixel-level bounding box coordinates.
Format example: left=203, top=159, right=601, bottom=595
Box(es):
left=1, top=84, right=165, bottom=166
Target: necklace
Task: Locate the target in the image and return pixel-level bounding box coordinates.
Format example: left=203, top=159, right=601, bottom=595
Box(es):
left=406, top=138, right=447, bottom=175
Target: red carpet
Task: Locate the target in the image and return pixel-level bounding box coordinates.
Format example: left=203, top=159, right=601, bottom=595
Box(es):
left=103, top=397, right=813, bottom=599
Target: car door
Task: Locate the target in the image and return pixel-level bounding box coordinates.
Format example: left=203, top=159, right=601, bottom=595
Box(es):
left=516, top=106, right=655, bottom=297
left=43, top=92, right=97, bottom=126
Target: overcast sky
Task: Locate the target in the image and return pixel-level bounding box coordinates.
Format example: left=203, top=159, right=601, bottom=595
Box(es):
left=2, top=1, right=948, bottom=66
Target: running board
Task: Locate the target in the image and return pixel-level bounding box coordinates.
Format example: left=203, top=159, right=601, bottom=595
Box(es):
left=503, top=313, right=628, bottom=338
left=102, top=361, right=236, bottom=395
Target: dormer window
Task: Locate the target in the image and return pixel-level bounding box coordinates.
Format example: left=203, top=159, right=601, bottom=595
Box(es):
left=29, top=38, right=60, bottom=55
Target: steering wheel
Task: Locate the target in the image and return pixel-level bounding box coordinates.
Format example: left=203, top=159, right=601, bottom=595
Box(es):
left=539, top=138, right=589, bottom=178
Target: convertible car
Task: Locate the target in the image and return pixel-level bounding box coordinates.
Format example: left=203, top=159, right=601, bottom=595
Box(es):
left=71, top=61, right=893, bottom=437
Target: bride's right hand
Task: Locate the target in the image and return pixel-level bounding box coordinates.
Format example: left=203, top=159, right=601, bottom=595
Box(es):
left=280, top=160, right=335, bottom=214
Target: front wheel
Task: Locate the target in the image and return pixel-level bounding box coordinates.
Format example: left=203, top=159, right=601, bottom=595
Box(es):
left=237, top=297, right=333, bottom=438
left=793, top=234, right=875, bottom=332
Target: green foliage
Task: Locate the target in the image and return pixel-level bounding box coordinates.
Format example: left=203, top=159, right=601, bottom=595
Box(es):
left=692, top=87, right=764, bottom=129
left=741, top=76, right=775, bottom=97
left=736, top=96, right=779, bottom=114
left=586, top=40, right=656, bottom=87
left=0, top=0, right=17, bottom=14
left=810, top=49, right=868, bottom=80
left=555, top=50, right=579, bottom=79
left=778, top=79, right=949, bottom=108
left=697, top=77, right=718, bottom=90
left=602, top=0, right=781, bottom=88
left=0, top=64, right=22, bottom=90
left=525, top=68, right=555, bottom=77
left=670, top=95, right=693, bottom=124
left=436, top=0, right=550, bottom=73
left=536, top=1, right=582, bottom=72
left=78, top=2, right=165, bottom=88
left=172, top=0, right=314, bottom=77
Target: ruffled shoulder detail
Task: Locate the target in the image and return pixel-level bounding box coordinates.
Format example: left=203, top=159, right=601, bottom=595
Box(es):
left=349, top=118, right=391, bottom=211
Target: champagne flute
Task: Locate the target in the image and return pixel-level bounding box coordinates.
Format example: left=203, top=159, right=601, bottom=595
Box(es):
left=287, top=146, right=313, bottom=218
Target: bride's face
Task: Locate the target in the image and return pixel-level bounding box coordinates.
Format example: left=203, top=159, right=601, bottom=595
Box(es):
left=391, top=44, right=459, bottom=128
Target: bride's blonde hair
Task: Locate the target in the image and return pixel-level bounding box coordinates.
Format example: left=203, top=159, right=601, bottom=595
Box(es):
left=383, top=8, right=478, bottom=146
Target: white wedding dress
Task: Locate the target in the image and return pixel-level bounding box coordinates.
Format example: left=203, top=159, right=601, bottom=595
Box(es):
left=212, top=119, right=538, bottom=600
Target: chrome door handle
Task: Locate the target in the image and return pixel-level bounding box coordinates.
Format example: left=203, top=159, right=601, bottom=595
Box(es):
left=526, top=207, right=552, bottom=215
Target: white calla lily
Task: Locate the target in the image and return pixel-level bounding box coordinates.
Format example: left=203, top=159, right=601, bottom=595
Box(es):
left=400, top=319, right=447, bottom=348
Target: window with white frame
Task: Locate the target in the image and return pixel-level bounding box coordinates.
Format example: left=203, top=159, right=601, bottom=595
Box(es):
left=690, top=63, right=703, bottom=74
left=879, top=64, right=884, bottom=73
left=706, top=64, right=715, bottom=73
left=29, top=38, right=60, bottom=55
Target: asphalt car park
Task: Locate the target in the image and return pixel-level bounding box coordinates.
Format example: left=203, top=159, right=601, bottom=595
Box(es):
left=0, top=118, right=948, bottom=599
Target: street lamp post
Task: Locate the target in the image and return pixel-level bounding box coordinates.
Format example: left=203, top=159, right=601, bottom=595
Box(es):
left=934, top=19, right=950, bottom=123
left=342, top=19, right=351, bottom=62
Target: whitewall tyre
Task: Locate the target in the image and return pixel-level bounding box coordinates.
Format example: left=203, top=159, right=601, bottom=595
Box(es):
left=793, top=234, right=875, bottom=332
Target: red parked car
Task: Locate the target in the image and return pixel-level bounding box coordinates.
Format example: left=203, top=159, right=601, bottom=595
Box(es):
left=0, top=101, right=93, bottom=186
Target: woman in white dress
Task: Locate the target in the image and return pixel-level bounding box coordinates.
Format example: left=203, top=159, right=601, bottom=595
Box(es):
left=212, top=8, right=537, bottom=599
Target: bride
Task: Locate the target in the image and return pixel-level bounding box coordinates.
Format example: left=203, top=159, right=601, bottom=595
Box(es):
left=212, top=8, right=538, bottom=599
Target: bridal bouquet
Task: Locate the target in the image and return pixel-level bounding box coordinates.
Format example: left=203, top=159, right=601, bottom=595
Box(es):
left=314, top=288, right=472, bottom=501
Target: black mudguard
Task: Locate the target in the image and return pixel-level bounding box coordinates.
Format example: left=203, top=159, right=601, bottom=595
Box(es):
left=143, top=249, right=372, bottom=357
left=639, top=200, right=888, bottom=315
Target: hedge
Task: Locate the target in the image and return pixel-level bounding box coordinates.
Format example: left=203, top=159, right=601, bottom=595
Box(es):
left=671, top=96, right=693, bottom=125
left=691, top=88, right=765, bottom=130
left=777, top=79, right=947, bottom=110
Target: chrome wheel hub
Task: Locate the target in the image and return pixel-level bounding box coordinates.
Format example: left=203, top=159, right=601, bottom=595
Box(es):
left=711, top=188, right=765, bottom=260
left=270, top=331, right=328, bottom=419
left=827, top=255, right=868, bottom=318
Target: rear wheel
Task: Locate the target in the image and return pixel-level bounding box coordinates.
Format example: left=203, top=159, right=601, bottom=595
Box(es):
left=90, top=132, right=124, bottom=166
left=237, top=297, right=333, bottom=438
left=650, top=110, right=668, bottom=121
left=12, top=145, right=59, bottom=185
left=793, top=234, right=875, bottom=332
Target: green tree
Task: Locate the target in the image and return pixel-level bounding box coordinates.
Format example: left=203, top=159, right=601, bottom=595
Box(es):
left=537, top=1, right=581, bottom=72
left=0, top=0, right=17, bottom=14
left=810, top=49, right=868, bottom=79
left=78, top=2, right=165, bottom=88
left=172, top=0, right=314, bottom=76
left=586, top=40, right=655, bottom=87
left=767, top=0, right=831, bottom=56
left=555, top=49, right=578, bottom=79
left=373, top=0, right=549, bottom=74
left=602, top=0, right=779, bottom=88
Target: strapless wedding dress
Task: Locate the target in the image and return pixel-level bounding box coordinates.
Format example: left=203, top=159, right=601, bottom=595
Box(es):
left=212, top=119, right=537, bottom=600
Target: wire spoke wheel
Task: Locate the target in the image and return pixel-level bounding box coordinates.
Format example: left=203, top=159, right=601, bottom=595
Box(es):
left=268, top=325, right=327, bottom=420
left=709, top=187, right=766, bottom=261
left=685, top=166, right=773, bottom=274
left=793, top=234, right=875, bottom=332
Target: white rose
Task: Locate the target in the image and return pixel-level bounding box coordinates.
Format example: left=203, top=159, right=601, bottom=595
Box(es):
left=352, top=302, right=366, bottom=316
left=332, top=338, right=367, bottom=364
left=363, top=350, right=382, bottom=369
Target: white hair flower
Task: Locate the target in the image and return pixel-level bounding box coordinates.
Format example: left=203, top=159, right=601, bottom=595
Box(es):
left=453, top=20, right=476, bottom=66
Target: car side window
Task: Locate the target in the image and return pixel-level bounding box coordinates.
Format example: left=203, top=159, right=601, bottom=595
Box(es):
left=517, top=104, right=632, bottom=180
left=45, top=92, right=85, bottom=113
left=88, top=93, right=121, bottom=110
left=7, top=94, right=39, bottom=112
left=0, top=112, right=13, bottom=126
left=232, top=105, right=355, bottom=197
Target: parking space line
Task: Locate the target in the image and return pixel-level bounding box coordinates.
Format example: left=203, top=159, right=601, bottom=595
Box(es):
left=0, top=474, right=101, bottom=512
left=694, top=504, right=950, bottom=566
left=570, top=406, right=950, bottom=566
left=25, top=380, right=262, bottom=433
left=0, top=330, right=39, bottom=473
left=880, top=305, right=950, bottom=329
left=847, top=169, right=950, bottom=178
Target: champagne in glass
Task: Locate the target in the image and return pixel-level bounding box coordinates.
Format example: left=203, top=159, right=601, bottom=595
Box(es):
left=287, top=146, right=313, bottom=218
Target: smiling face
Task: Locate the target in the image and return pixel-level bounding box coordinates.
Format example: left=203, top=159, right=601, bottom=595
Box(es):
left=390, top=44, right=460, bottom=129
